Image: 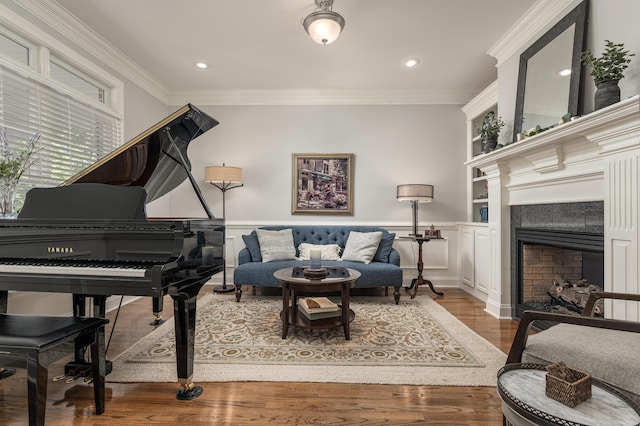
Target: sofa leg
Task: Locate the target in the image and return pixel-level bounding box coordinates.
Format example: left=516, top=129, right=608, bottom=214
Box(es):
left=384, top=287, right=388, bottom=296
left=393, top=287, right=400, bottom=305
left=252, top=285, right=256, bottom=296
left=235, top=286, right=243, bottom=302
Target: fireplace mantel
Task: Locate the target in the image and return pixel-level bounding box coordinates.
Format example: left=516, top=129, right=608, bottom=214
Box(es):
left=464, top=95, right=640, bottom=321
left=467, top=95, right=639, bottom=170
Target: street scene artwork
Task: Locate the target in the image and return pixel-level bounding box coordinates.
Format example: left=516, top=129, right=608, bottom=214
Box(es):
left=292, top=153, right=353, bottom=215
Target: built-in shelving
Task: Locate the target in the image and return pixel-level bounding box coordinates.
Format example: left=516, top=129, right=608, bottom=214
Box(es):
left=462, top=82, right=497, bottom=223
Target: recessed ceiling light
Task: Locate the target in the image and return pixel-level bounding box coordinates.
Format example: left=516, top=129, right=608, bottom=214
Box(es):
left=558, top=68, right=571, bottom=76
left=196, top=62, right=208, bottom=69
left=405, top=58, right=420, bottom=68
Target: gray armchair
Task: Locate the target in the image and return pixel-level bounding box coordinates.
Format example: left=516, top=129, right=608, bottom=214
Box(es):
left=506, top=292, right=640, bottom=404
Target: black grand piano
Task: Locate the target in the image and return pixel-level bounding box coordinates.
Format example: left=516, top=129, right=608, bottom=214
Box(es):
left=0, top=104, right=223, bottom=400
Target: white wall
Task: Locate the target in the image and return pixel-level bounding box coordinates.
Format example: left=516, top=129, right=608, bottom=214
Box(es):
left=148, top=104, right=468, bottom=226
left=584, top=0, right=640, bottom=110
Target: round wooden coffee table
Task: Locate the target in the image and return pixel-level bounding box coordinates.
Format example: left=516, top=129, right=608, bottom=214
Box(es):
left=274, top=267, right=360, bottom=340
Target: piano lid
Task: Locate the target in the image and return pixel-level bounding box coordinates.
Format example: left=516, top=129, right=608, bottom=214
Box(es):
left=61, top=104, right=219, bottom=204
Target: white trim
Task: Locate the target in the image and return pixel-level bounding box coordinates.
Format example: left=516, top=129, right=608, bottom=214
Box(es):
left=462, top=81, right=498, bottom=119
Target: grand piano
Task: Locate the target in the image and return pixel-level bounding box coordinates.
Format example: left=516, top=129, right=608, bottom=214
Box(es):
left=0, top=104, right=224, bottom=400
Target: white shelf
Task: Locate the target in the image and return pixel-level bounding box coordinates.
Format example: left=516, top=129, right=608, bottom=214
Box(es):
left=463, top=83, right=497, bottom=223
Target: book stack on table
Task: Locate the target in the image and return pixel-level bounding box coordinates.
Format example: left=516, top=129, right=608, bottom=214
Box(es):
left=299, top=297, right=340, bottom=320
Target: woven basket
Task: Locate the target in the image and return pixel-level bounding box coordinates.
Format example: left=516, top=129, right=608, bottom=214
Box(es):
left=545, top=361, right=592, bottom=407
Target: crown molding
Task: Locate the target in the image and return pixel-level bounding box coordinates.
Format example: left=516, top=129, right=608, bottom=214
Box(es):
left=169, top=88, right=480, bottom=106
left=15, top=0, right=169, bottom=104
left=487, top=0, right=581, bottom=66
left=462, top=81, right=498, bottom=119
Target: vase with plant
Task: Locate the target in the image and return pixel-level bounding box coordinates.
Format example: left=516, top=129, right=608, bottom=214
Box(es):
left=0, top=127, right=41, bottom=218
left=581, top=40, right=636, bottom=110
left=478, top=111, right=505, bottom=153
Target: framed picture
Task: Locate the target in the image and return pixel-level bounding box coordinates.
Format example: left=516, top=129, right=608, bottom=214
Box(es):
left=292, top=153, right=354, bottom=215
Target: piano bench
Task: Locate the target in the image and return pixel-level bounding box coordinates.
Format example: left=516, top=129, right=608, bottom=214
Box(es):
left=0, top=314, right=108, bottom=426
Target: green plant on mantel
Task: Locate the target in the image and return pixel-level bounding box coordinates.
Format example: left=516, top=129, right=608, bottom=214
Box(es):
left=581, top=40, right=635, bottom=84
left=478, top=111, right=505, bottom=140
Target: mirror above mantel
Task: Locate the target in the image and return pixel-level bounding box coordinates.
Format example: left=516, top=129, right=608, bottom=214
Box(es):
left=513, top=0, right=588, bottom=141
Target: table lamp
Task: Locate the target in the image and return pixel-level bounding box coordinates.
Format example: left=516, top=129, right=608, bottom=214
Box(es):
left=397, top=184, right=434, bottom=237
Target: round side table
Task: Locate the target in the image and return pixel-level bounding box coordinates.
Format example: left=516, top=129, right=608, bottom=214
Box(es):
left=497, top=363, right=640, bottom=426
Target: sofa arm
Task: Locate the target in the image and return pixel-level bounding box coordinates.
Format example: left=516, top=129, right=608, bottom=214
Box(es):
left=389, top=248, right=401, bottom=266
left=238, top=247, right=252, bottom=265
left=506, top=291, right=640, bottom=365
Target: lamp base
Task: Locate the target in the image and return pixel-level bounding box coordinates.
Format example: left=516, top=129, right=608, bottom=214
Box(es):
left=213, top=284, right=236, bottom=294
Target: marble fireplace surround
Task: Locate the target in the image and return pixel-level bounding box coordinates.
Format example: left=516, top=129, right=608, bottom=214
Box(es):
left=466, top=95, right=640, bottom=321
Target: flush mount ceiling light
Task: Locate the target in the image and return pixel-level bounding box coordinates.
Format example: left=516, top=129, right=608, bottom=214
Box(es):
left=302, top=0, right=345, bottom=45
left=405, top=58, right=420, bottom=68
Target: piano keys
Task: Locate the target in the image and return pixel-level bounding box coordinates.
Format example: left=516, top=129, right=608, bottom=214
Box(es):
left=0, top=104, right=223, bottom=400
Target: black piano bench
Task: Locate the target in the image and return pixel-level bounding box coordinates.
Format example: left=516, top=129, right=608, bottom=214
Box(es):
left=0, top=314, right=108, bottom=426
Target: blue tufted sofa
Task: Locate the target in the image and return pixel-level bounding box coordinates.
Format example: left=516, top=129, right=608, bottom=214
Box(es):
left=233, top=225, right=403, bottom=304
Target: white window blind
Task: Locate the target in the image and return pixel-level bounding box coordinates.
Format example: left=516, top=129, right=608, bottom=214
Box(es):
left=0, top=63, right=121, bottom=212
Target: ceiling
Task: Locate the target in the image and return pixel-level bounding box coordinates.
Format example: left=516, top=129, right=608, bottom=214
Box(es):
left=54, top=0, right=537, bottom=104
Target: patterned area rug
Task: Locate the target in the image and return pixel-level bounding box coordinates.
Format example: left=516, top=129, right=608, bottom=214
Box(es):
left=108, top=294, right=506, bottom=386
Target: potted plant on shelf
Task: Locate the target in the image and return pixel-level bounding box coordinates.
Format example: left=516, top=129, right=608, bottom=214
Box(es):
left=478, top=111, right=505, bottom=153
left=0, top=127, right=41, bottom=218
left=581, top=40, right=636, bottom=110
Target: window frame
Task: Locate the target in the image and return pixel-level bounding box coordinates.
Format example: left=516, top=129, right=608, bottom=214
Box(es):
left=0, top=16, right=124, bottom=214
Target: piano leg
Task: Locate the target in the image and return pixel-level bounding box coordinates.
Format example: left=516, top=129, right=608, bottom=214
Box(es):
left=0, top=291, right=16, bottom=380
left=72, top=295, right=88, bottom=365
left=0, top=290, right=7, bottom=313
left=150, top=296, right=166, bottom=326
left=171, top=281, right=206, bottom=400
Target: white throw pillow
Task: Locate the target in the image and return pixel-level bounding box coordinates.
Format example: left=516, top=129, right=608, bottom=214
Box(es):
left=298, top=243, right=341, bottom=261
left=255, top=229, right=296, bottom=262
left=340, top=231, right=382, bottom=264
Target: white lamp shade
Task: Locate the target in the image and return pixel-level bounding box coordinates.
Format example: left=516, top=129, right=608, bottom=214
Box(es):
left=205, top=165, right=242, bottom=184
left=303, top=11, right=345, bottom=44
left=397, top=184, right=434, bottom=203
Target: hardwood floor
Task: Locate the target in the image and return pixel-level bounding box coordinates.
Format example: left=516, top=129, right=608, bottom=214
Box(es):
left=0, top=287, right=518, bottom=425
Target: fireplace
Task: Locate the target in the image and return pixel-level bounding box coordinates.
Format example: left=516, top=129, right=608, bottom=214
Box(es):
left=515, top=228, right=604, bottom=320
left=467, top=96, right=639, bottom=322
left=510, top=202, right=604, bottom=320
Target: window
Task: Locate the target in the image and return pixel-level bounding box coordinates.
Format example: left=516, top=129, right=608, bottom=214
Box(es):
left=50, top=57, right=106, bottom=104
left=0, top=32, right=30, bottom=66
left=0, top=62, right=122, bottom=212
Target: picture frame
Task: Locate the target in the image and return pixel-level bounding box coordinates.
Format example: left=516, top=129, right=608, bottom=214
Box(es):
left=292, top=153, right=354, bottom=215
